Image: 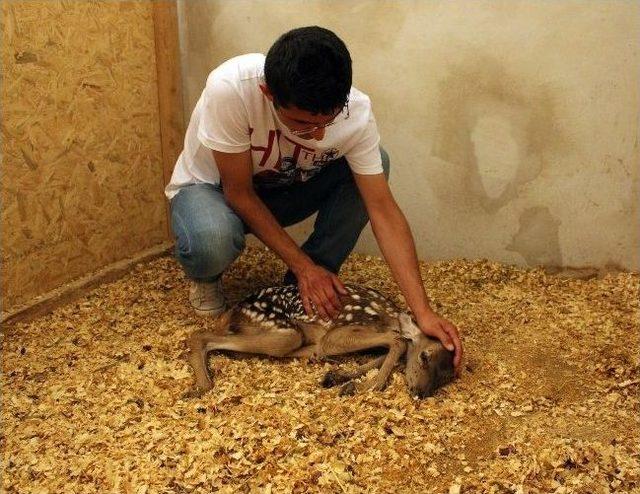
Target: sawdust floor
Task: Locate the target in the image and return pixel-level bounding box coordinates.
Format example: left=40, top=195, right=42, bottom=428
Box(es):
left=2, top=247, right=639, bottom=493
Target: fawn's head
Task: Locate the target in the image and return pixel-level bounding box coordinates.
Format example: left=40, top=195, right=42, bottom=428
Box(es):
left=399, top=314, right=455, bottom=398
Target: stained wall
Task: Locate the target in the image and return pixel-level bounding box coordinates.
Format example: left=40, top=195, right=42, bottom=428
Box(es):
left=1, top=1, right=168, bottom=312
left=177, top=0, right=639, bottom=270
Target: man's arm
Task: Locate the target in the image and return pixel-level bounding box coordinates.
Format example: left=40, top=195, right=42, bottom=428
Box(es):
left=353, top=172, right=463, bottom=369
left=212, top=149, right=345, bottom=319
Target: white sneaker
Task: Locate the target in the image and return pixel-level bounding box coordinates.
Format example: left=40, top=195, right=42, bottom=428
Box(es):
left=189, top=279, right=226, bottom=316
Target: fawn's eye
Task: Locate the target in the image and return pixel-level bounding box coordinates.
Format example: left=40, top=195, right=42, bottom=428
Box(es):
left=420, top=352, right=430, bottom=367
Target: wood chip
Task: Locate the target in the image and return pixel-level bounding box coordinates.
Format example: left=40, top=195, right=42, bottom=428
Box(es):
left=2, top=246, right=639, bottom=492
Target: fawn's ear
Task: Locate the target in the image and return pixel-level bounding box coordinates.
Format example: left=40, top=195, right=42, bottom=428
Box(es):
left=399, top=313, right=421, bottom=343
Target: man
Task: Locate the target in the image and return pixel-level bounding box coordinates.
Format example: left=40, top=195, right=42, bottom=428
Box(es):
left=166, top=26, right=463, bottom=369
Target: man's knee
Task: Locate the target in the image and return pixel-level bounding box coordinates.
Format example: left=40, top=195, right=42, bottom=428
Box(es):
left=380, top=146, right=391, bottom=180
left=173, top=213, right=245, bottom=279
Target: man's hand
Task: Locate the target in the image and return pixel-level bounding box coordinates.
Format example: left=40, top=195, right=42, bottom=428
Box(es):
left=353, top=172, right=463, bottom=371
left=294, top=263, right=347, bottom=320
left=417, top=310, right=463, bottom=372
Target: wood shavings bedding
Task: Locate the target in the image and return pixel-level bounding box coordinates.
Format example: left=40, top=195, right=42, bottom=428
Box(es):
left=2, top=247, right=639, bottom=493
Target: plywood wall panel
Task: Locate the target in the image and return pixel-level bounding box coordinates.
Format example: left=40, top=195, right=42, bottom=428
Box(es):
left=1, top=1, right=169, bottom=311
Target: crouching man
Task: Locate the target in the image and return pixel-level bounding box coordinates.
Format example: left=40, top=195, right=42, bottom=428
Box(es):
left=165, top=26, right=463, bottom=370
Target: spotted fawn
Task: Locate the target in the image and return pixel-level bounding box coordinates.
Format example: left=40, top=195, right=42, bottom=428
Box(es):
left=187, top=284, right=455, bottom=398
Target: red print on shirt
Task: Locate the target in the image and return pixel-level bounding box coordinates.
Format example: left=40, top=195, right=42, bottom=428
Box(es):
left=249, top=128, right=319, bottom=169
left=249, top=128, right=337, bottom=187
left=249, top=128, right=282, bottom=168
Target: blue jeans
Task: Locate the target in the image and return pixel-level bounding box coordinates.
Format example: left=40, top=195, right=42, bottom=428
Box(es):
left=170, top=148, right=390, bottom=282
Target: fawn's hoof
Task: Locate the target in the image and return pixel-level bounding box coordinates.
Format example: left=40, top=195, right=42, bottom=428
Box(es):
left=339, top=381, right=357, bottom=396
left=322, top=370, right=351, bottom=388
left=181, top=388, right=205, bottom=400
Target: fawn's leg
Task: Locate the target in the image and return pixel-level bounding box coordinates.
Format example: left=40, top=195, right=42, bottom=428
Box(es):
left=284, top=321, right=330, bottom=359
left=187, top=328, right=303, bottom=394
left=286, top=345, right=319, bottom=358
left=341, top=337, right=406, bottom=395
left=322, top=354, right=387, bottom=387
left=318, top=325, right=407, bottom=395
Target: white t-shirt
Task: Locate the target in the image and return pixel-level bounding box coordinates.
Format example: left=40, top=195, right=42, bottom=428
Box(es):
left=165, top=53, right=383, bottom=199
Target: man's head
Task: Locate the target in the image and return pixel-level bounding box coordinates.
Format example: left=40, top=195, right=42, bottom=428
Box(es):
left=262, top=26, right=352, bottom=140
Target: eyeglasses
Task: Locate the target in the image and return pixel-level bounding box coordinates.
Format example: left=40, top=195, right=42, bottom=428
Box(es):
left=283, top=100, right=350, bottom=136
left=289, top=120, right=338, bottom=136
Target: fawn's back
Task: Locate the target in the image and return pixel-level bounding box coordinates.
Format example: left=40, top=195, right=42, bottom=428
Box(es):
left=227, top=284, right=402, bottom=333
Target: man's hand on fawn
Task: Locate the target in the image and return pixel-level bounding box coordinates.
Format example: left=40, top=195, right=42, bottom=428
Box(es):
left=295, top=263, right=347, bottom=320
left=417, top=310, right=463, bottom=373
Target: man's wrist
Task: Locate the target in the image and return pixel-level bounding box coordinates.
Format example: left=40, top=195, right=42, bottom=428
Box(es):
left=289, top=254, right=315, bottom=276
left=413, top=305, right=437, bottom=325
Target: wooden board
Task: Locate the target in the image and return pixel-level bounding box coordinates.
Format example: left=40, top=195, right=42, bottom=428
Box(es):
left=152, top=0, right=185, bottom=193
left=1, top=1, right=170, bottom=312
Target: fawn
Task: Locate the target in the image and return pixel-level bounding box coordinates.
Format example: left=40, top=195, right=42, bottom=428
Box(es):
left=187, top=284, right=455, bottom=397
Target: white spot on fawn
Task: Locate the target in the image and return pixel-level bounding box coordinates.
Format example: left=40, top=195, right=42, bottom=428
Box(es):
left=345, top=313, right=353, bottom=321
left=365, top=307, right=377, bottom=316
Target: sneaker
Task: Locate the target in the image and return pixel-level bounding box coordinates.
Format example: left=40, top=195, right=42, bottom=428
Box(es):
left=189, top=279, right=226, bottom=316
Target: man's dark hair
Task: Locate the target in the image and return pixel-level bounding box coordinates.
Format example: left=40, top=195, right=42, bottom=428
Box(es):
left=264, top=26, right=352, bottom=115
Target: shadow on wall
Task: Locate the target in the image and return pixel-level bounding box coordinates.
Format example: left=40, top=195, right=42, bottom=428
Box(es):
left=431, top=53, right=570, bottom=266
left=506, top=206, right=562, bottom=267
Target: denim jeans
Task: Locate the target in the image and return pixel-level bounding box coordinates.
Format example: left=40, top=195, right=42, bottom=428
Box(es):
left=170, top=147, right=390, bottom=282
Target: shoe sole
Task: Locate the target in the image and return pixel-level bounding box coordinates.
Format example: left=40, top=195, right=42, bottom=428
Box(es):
left=192, top=305, right=226, bottom=317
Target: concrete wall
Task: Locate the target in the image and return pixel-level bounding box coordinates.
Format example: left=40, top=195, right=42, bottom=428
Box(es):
left=177, top=0, right=639, bottom=270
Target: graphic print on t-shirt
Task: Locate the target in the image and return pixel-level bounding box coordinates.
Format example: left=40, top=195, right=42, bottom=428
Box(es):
left=164, top=54, right=383, bottom=200
left=250, top=127, right=340, bottom=187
